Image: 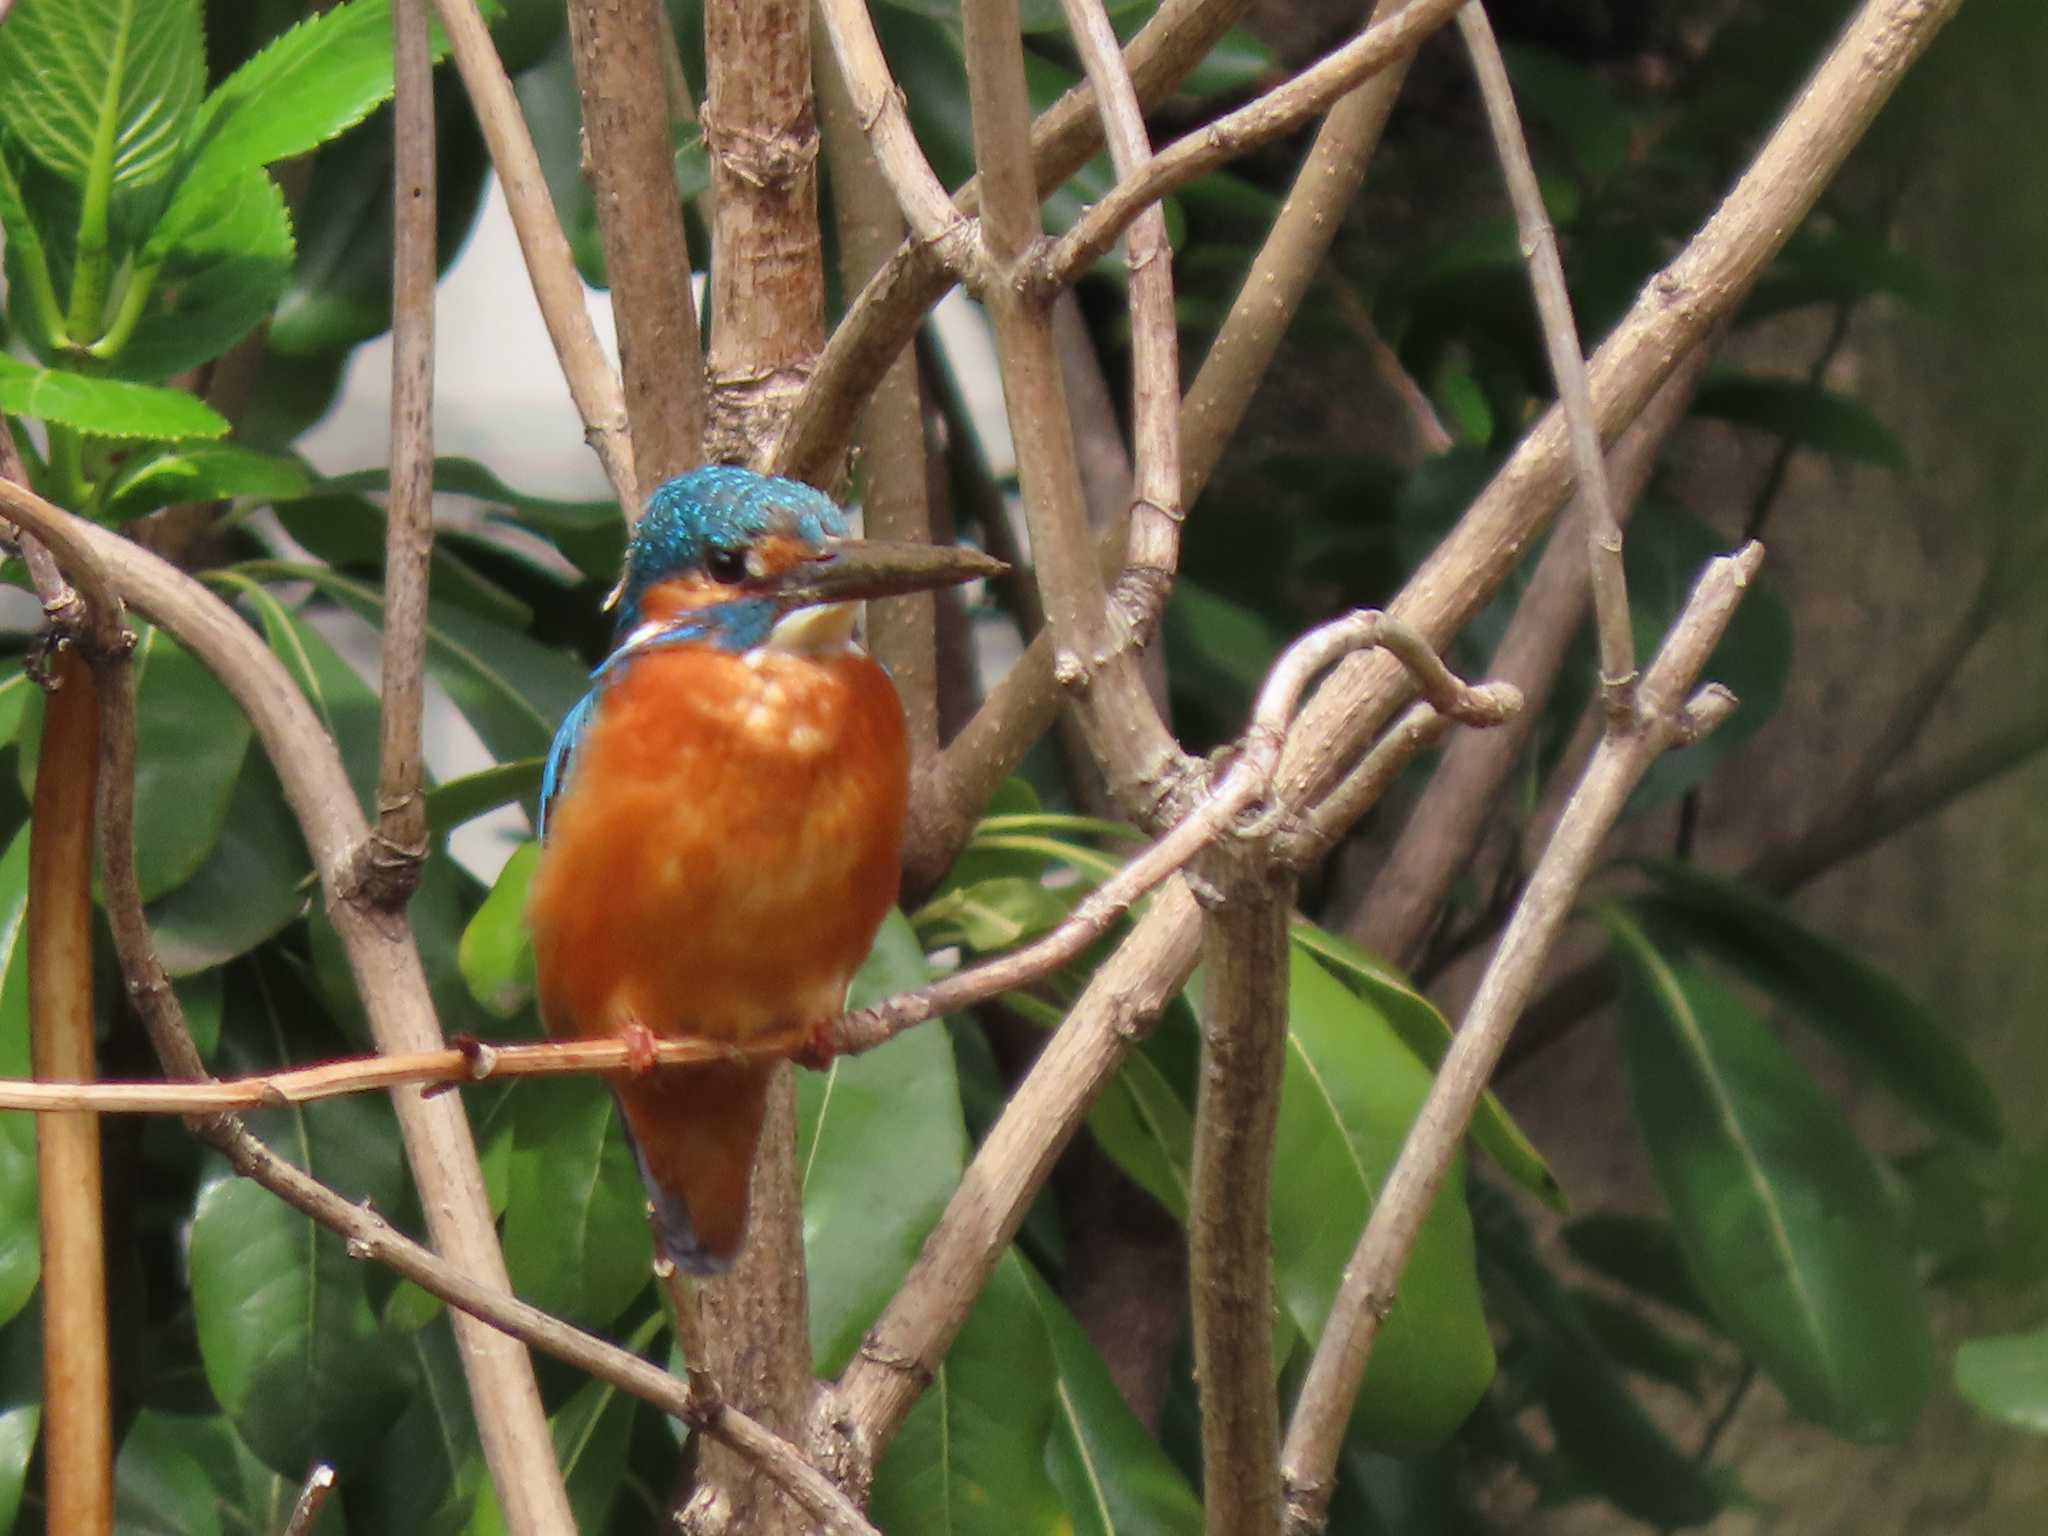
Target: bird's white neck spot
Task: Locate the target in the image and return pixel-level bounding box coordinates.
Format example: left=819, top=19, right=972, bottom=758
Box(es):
left=763, top=602, right=860, bottom=656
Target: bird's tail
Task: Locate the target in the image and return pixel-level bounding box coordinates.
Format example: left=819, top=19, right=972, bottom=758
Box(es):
left=613, top=1060, right=777, bottom=1274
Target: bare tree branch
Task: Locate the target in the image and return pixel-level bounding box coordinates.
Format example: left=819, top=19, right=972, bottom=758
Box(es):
left=1351, top=343, right=1713, bottom=967
left=278, top=1466, right=337, bottom=1536
left=1457, top=1, right=1634, bottom=706
left=569, top=0, right=709, bottom=485
left=361, top=0, right=437, bottom=912
left=429, top=0, right=637, bottom=509
left=1279, top=543, right=1764, bottom=1533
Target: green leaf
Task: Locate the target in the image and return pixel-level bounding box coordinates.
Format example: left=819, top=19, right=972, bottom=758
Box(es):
left=913, top=875, right=1073, bottom=954
left=1567, top=1288, right=1706, bottom=1397
left=129, top=625, right=254, bottom=902
left=1475, top=1187, right=1723, bottom=1527
left=1607, top=910, right=1932, bottom=1440
left=1627, top=861, right=2001, bottom=1145
left=145, top=755, right=311, bottom=976
left=263, top=563, right=589, bottom=764
left=1692, top=374, right=1907, bottom=470
left=0, top=355, right=229, bottom=439
left=870, top=1251, right=1067, bottom=1536
left=1086, top=1047, right=1194, bottom=1222
left=469, top=1338, right=649, bottom=1536
left=1023, top=1266, right=1204, bottom=1536
left=189, top=965, right=416, bottom=1478
left=115, top=169, right=296, bottom=381
left=115, top=1411, right=303, bottom=1536
left=1271, top=947, right=1494, bottom=1448
left=1289, top=921, right=1564, bottom=1208
left=185, top=0, right=442, bottom=192
left=799, top=913, right=968, bottom=1373
left=315, top=457, right=623, bottom=582
left=0, top=0, right=204, bottom=190
left=459, top=842, right=539, bottom=1020
left=269, top=495, right=536, bottom=631
left=217, top=573, right=383, bottom=810
left=0, top=831, right=40, bottom=1333
left=1560, top=1213, right=1717, bottom=1326
left=0, top=1404, right=35, bottom=1535
left=1501, top=44, right=1633, bottom=182
left=103, top=442, right=309, bottom=524
left=1741, top=228, right=1941, bottom=324
left=500, top=1078, right=653, bottom=1330
left=428, top=759, right=544, bottom=835
left=1955, top=1328, right=2048, bottom=1434
left=356, top=1320, right=480, bottom=1536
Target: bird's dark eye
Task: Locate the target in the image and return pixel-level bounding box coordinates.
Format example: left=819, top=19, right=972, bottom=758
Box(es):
left=704, top=545, right=748, bottom=585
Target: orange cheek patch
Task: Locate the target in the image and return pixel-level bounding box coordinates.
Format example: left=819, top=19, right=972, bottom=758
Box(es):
left=748, top=534, right=811, bottom=582
left=637, top=575, right=728, bottom=622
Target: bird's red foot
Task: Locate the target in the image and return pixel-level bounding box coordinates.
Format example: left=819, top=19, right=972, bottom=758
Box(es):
left=791, top=1018, right=838, bottom=1072
left=621, top=1021, right=661, bottom=1075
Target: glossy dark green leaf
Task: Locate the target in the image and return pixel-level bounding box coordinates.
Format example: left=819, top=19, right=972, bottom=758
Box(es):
left=356, top=1319, right=480, bottom=1536
left=501, top=1077, right=653, bottom=1330
left=114, top=1410, right=303, bottom=1536
left=1628, top=860, right=2002, bottom=1145
left=274, top=564, right=589, bottom=764
left=1501, top=45, right=1632, bottom=182
left=1609, top=911, right=1932, bottom=1440
left=870, top=1251, right=1066, bottom=1535
left=1023, top=1264, right=1204, bottom=1536
left=129, top=624, right=254, bottom=901
left=0, top=1404, right=34, bottom=1535
left=0, top=355, right=229, bottom=439
left=1085, top=1045, right=1193, bottom=1222
left=1693, top=374, right=1906, bottom=470
left=800, top=912, right=968, bottom=1373
left=116, top=167, right=295, bottom=381
left=1272, top=947, right=1494, bottom=1448
left=103, top=441, right=309, bottom=524
left=189, top=967, right=415, bottom=1477
left=1955, top=1328, right=2048, bottom=1434
left=145, top=756, right=311, bottom=976
left=1289, top=921, right=1564, bottom=1208
left=268, top=495, right=536, bottom=630
left=0, top=0, right=204, bottom=191
left=316, top=457, right=624, bottom=582
left=217, top=572, right=384, bottom=810
left=428, top=759, right=544, bottom=835
left=1560, top=1212, right=1716, bottom=1326
left=1476, top=1188, right=1722, bottom=1527
left=459, top=841, right=539, bottom=1021
left=1741, top=228, right=1941, bottom=324
left=913, top=875, right=1073, bottom=955
left=513, top=24, right=606, bottom=287
left=0, top=831, right=39, bottom=1331
left=470, top=1326, right=652, bottom=1536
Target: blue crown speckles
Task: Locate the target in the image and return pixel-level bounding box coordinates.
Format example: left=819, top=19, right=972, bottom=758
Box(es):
left=616, top=467, right=847, bottom=631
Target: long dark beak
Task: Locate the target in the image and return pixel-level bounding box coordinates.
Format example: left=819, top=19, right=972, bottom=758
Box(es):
left=775, top=539, right=1006, bottom=607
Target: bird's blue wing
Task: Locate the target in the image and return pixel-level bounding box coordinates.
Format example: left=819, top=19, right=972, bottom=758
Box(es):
left=537, top=688, right=600, bottom=843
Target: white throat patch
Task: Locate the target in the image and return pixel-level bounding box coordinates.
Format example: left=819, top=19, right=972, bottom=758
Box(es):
left=764, top=601, right=860, bottom=655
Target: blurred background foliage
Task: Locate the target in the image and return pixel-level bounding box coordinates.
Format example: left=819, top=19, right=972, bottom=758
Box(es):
left=0, top=0, right=2044, bottom=1531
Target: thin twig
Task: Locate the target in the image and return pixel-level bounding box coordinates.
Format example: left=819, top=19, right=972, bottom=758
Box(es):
left=1351, top=343, right=1712, bottom=966
left=1182, top=0, right=1421, bottom=505
left=813, top=0, right=977, bottom=267
left=1278, top=544, right=1763, bottom=1534
left=1457, top=2, right=1634, bottom=706
left=29, top=647, right=113, bottom=1536
left=1044, top=0, right=1468, bottom=287
left=771, top=0, right=1252, bottom=488
left=568, top=0, right=708, bottom=486
left=363, top=0, right=438, bottom=910
left=817, top=34, right=943, bottom=765
left=279, top=1466, right=337, bottom=1536
left=429, top=0, right=637, bottom=510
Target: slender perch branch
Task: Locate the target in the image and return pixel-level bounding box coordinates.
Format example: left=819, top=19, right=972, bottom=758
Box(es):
left=1278, top=544, right=1764, bottom=1533
left=362, top=0, right=438, bottom=910
left=1456, top=1, right=1633, bottom=703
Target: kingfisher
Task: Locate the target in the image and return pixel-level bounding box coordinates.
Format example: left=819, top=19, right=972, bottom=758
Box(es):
left=526, top=466, right=999, bottom=1274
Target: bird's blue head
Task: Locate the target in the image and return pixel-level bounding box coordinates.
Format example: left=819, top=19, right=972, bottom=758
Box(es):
left=612, top=467, right=849, bottom=650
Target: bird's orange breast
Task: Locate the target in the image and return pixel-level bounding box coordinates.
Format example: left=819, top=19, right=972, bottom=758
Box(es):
left=526, top=644, right=910, bottom=1048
